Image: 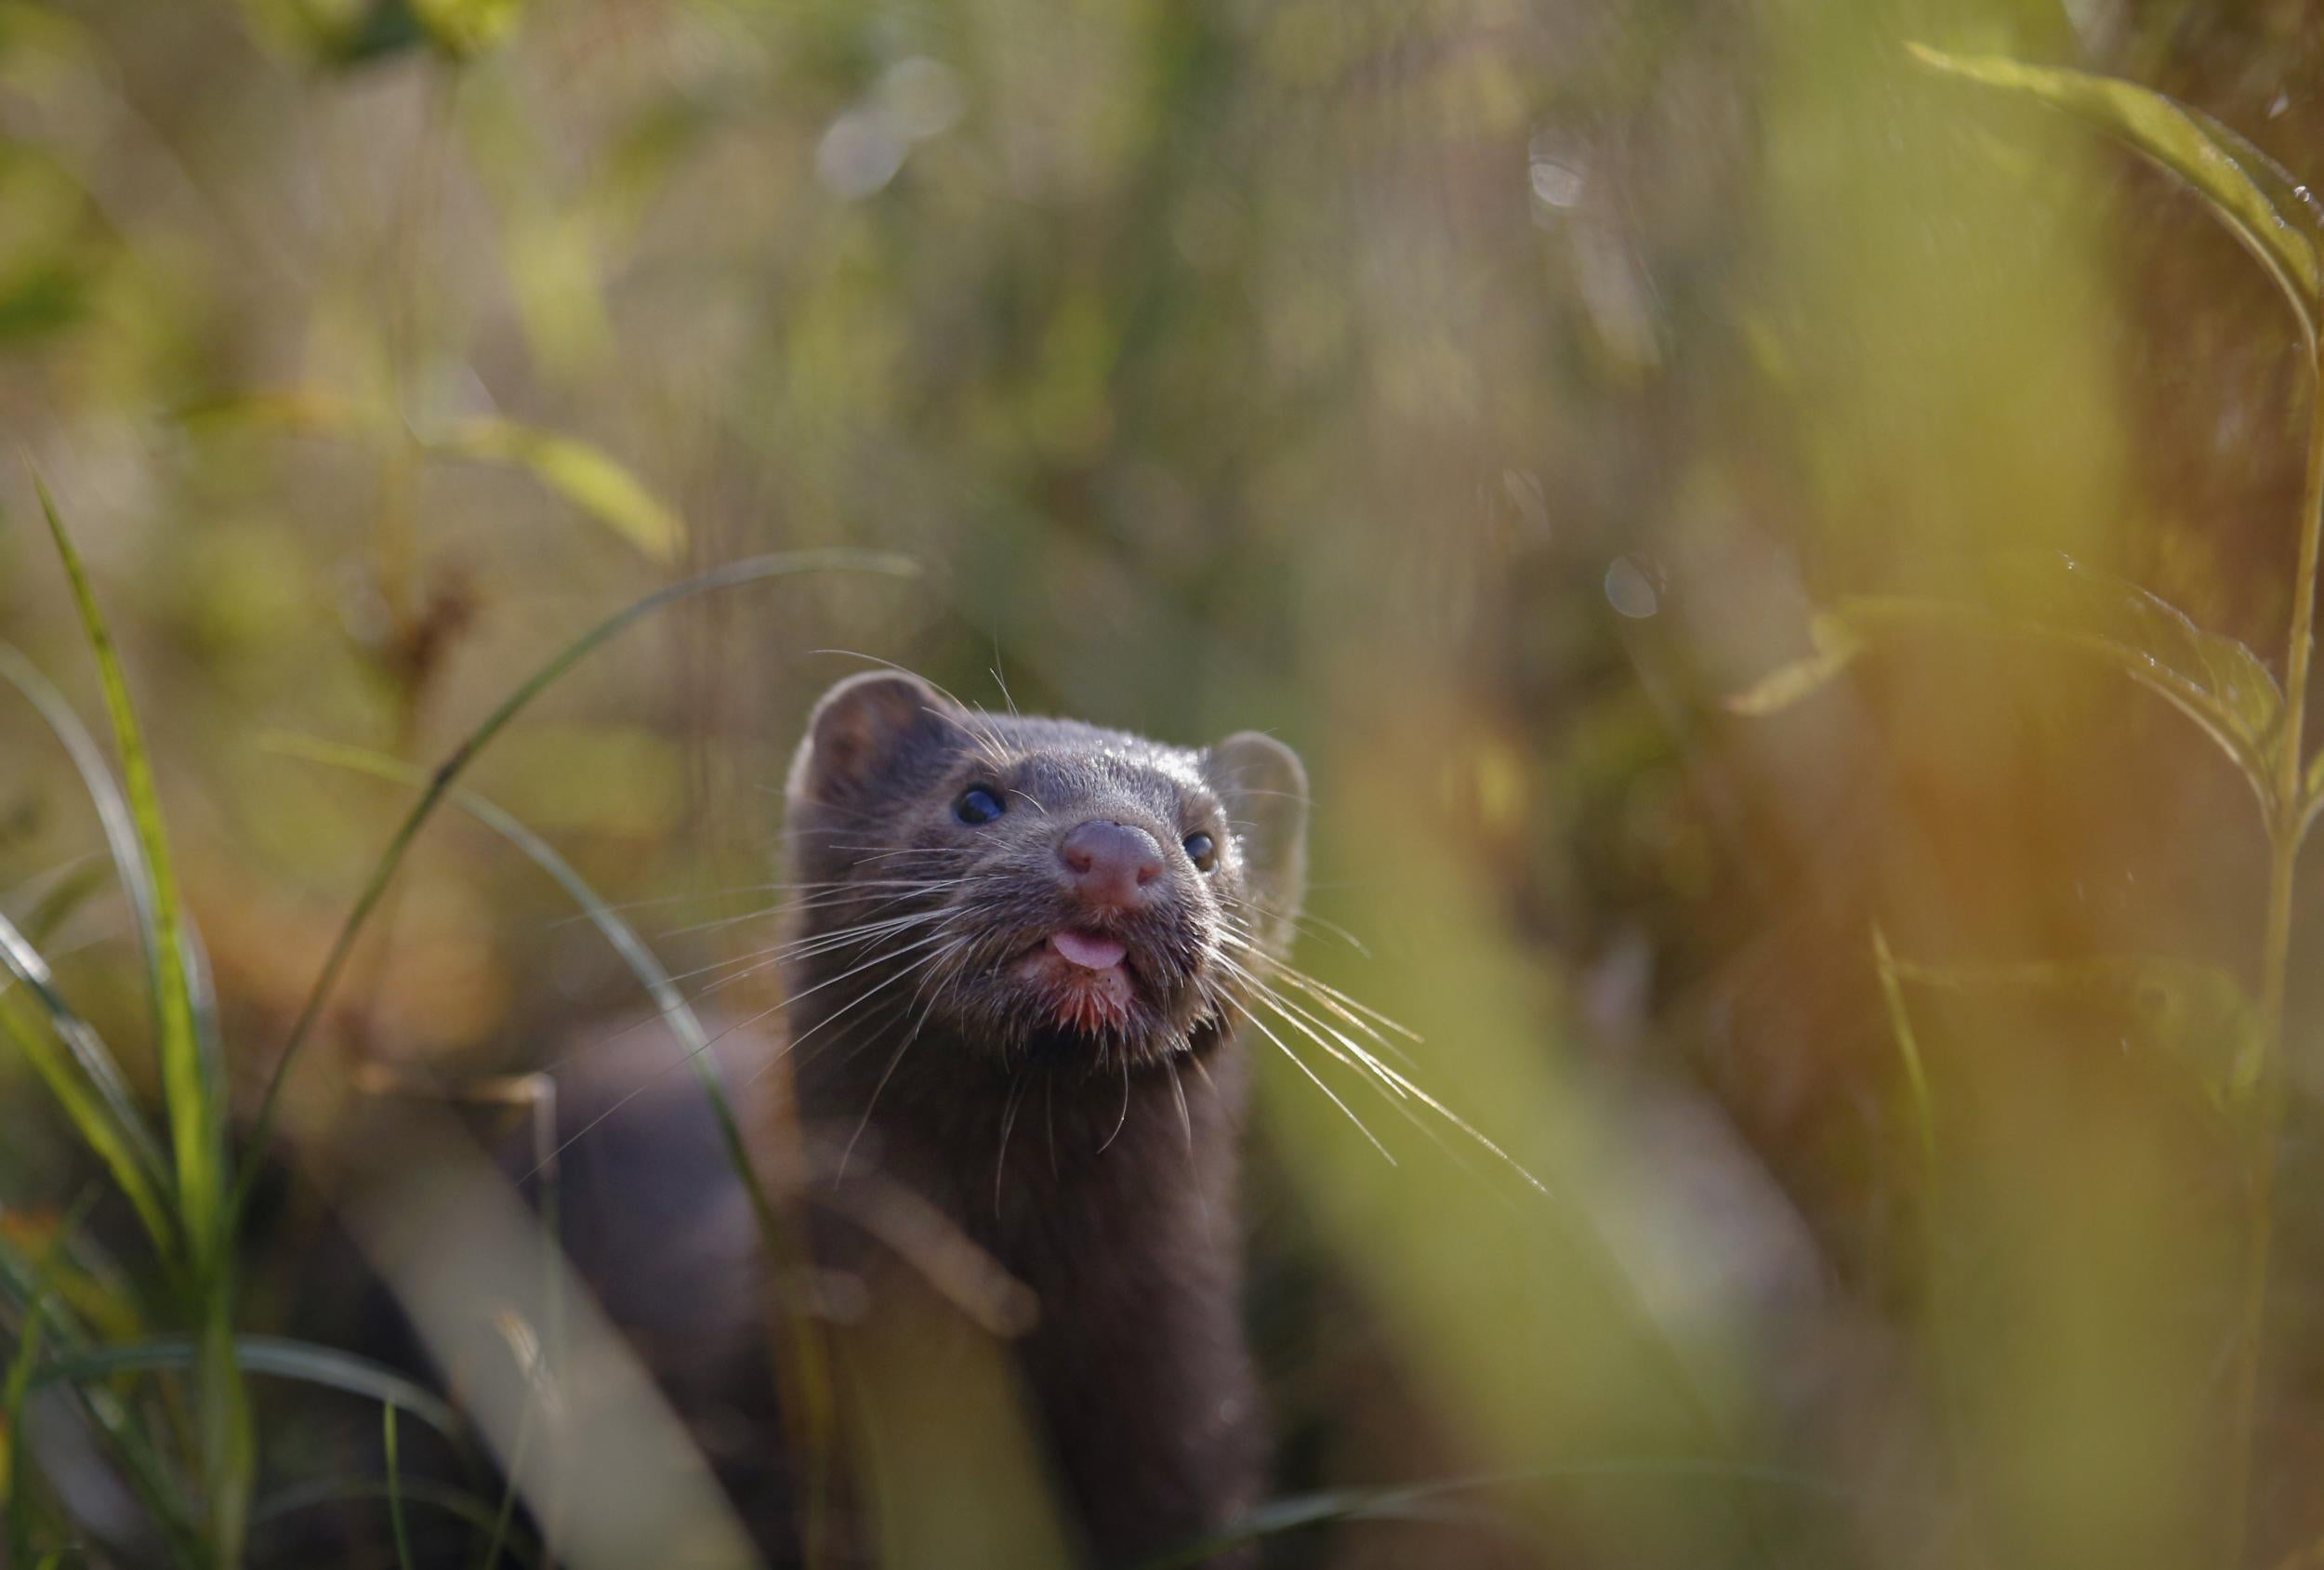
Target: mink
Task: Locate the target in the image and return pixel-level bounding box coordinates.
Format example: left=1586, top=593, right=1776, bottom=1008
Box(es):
left=779, top=671, right=1309, bottom=1568
left=253, top=672, right=1306, bottom=1566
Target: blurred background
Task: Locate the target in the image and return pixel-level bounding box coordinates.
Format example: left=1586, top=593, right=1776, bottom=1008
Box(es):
left=5, top=0, right=2324, bottom=1565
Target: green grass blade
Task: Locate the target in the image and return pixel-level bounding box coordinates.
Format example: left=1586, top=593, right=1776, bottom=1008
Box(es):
left=0, top=917, right=175, bottom=1248
left=252, top=1475, right=540, bottom=1567
left=1908, top=45, right=2324, bottom=345
left=2299, top=747, right=2324, bottom=841
left=431, top=417, right=686, bottom=562
left=384, top=1403, right=415, bottom=1570
left=1729, top=561, right=2282, bottom=817
left=0, top=1229, right=202, bottom=1563
left=194, top=1304, right=254, bottom=1559
left=1724, top=612, right=1863, bottom=719
left=0, top=895, right=160, bottom=1159
left=33, top=478, right=251, bottom=1563
left=1129, top=1462, right=1846, bottom=1569
left=271, top=733, right=847, bottom=1561
left=16, top=857, right=112, bottom=948
left=1871, top=928, right=1937, bottom=1171
left=35, top=482, right=226, bottom=1255
left=174, top=387, right=384, bottom=441
left=0, top=645, right=167, bottom=989
left=5, top=1293, right=49, bottom=1566
left=265, top=735, right=784, bottom=1235
left=0, top=994, right=174, bottom=1250
left=0, top=641, right=178, bottom=1206
left=35, top=1334, right=461, bottom=1441
left=476, top=1358, right=539, bottom=1570
left=181, top=392, right=684, bottom=559
left=236, top=548, right=918, bottom=1204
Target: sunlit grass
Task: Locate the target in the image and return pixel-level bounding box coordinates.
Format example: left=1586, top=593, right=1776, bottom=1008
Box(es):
left=0, top=514, right=910, bottom=1564
left=7, top=4, right=2324, bottom=1568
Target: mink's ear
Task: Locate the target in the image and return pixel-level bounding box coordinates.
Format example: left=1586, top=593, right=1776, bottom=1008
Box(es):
left=1204, top=730, right=1309, bottom=939
left=786, top=672, right=953, bottom=808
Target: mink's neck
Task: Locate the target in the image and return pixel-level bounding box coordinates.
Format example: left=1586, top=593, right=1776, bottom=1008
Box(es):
left=796, top=1022, right=1261, bottom=1566
left=794, top=1018, right=1248, bottom=1313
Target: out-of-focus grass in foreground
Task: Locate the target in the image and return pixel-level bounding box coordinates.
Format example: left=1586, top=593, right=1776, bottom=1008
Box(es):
left=8, top=2, right=2324, bottom=1567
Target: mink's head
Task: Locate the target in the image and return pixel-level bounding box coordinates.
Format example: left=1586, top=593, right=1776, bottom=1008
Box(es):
left=782, top=671, right=1306, bottom=1072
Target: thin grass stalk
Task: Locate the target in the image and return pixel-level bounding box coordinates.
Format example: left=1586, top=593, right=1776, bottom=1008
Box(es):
left=273, top=735, right=844, bottom=1566
left=1128, top=1460, right=1847, bottom=1570
left=254, top=1474, right=538, bottom=1566
left=0, top=1230, right=203, bottom=1563
left=0, top=984, right=175, bottom=1251
left=2227, top=336, right=2324, bottom=1567
left=532, top=1079, right=563, bottom=1570
left=477, top=1359, right=539, bottom=1570
left=15, top=859, right=111, bottom=947
left=0, top=647, right=176, bottom=1173
left=33, top=1335, right=462, bottom=1439
left=234, top=548, right=916, bottom=1214
left=35, top=484, right=225, bottom=1258
left=5, top=1294, right=48, bottom=1565
left=385, top=1403, right=416, bottom=1570
left=34, top=481, right=252, bottom=1562
left=191, top=1305, right=250, bottom=1561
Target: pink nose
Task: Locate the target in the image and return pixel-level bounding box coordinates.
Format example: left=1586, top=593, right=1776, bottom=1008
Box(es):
left=1060, top=820, right=1165, bottom=911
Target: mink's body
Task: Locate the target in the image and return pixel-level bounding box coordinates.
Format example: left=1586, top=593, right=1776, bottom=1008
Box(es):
left=780, top=675, right=1308, bottom=1568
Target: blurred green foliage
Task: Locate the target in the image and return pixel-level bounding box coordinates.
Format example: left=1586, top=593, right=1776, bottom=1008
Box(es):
left=7, top=0, right=2324, bottom=1566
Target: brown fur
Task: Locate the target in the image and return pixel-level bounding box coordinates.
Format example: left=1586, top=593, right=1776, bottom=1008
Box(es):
left=780, top=672, right=1306, bottom=1567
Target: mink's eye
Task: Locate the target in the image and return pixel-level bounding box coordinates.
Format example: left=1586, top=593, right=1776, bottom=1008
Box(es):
left=955, top=786, right=1006, bottom=825
left=1182, top=831, right=1218, bottom=872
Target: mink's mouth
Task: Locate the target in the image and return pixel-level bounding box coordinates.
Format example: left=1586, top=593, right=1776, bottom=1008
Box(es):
left=1012, top=928, right=1142, bottom=1035
left=931, top=903, right=1213, bottom=1063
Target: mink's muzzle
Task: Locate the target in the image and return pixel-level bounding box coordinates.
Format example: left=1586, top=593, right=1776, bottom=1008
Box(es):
left=920, top=853, right=1221, bottom=1067
left=792, top=795, right=1231, bottom=1068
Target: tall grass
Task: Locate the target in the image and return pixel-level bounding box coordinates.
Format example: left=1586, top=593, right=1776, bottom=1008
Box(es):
left=0, top=492, right=910, bottom=1564
left=1745, top=47, right=2324, bottom=1567
left=8, top=10, right=2324, bottom=1568
left=0, top=482, right=253, bottom=1563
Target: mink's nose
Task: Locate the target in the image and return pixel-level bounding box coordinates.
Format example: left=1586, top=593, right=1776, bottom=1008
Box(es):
left=1059, top=820, right=1166, bottom=911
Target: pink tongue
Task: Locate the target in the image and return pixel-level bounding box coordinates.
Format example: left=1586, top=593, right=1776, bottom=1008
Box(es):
left=1050, top=930, right=1127, bottom=970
